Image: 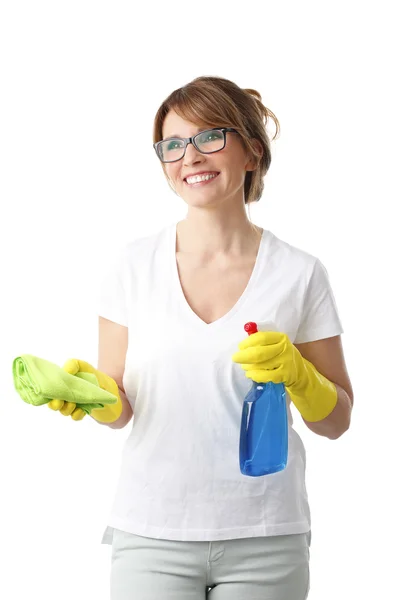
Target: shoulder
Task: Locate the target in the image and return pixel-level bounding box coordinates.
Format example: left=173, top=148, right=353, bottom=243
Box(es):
left=264, top=229, right=320, bottom=277
left=99, top=223, right=173, bottom=287
left=125, top=222, right=172, bottom=253
left=118, top=222, right=174, bottom=267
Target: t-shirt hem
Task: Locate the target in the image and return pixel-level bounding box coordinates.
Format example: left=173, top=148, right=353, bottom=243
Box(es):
left=97, top=311, right=128, bottom=327
left=294, top=324, right=344, bottom=344
left=101, top=517, right=311, bottom=544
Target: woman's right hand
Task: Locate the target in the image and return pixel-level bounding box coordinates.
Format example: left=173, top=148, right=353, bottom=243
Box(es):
left=48, top=359, right=87, bottom=421
left=48, top=358, right=123, bottom=424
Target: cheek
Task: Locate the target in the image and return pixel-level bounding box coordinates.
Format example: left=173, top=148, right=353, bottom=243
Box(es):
left=219, top=152, right=245, bottom=178
left=166, top=165, right=181, bottom=184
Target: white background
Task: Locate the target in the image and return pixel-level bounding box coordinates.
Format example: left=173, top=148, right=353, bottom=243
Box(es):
left=1, top=1, right=399, bottom=598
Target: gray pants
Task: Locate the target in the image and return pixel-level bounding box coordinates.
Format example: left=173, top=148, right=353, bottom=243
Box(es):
left=110, top=528, right=311, bottom=599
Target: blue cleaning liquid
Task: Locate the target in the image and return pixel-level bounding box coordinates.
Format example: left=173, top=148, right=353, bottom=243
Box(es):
left=239, top=322, right=289, bottom=477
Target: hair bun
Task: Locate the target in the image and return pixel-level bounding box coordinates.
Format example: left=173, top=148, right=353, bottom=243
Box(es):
left=243, top=88, right=263, bottom=102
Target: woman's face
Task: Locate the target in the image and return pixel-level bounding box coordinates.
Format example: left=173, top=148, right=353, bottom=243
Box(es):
left=161, top=109, right=257, bottom=209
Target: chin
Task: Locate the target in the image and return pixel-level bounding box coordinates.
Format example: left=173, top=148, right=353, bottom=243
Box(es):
left=181, top=186, right=221, bottom=203
left=184, top=196, right=220, bottom=209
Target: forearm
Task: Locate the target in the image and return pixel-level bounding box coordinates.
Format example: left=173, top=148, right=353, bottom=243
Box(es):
left=92, top=387, right=133, bottom=430
left=302, top=383, right=353, bottom=440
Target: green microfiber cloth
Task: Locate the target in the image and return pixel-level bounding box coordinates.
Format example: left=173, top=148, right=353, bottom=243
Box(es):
left=12, top=354, right=119, bottom=415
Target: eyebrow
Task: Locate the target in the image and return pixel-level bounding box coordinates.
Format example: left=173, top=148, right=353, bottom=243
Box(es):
left=163, top=127, right=206, bottom=139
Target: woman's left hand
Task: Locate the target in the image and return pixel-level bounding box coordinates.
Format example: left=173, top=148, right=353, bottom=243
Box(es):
left=232, top=331, right=303, bottom=388
left=233, top=330, right=339, bottom=423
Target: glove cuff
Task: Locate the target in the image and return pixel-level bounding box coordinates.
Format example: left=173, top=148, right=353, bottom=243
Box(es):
left=287, top=358, right=338, bottom=422
left=90, top=368, right=123, bottom=423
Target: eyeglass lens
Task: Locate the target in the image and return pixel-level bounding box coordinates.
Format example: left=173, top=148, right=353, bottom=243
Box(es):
left=158, top=129, right=225, bottom=162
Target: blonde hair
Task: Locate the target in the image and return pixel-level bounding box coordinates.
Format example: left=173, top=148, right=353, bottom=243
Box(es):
left=153, top=76, right=280, bottom=204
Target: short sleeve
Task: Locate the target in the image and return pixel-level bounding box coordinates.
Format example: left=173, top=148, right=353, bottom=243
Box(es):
left=294, top=258, right=344, bottom=343
left=96, top=248, right=129, bottom=327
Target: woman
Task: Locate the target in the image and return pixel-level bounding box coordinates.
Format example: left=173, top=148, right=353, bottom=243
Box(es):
left=50, top=76, right=354, bottom=599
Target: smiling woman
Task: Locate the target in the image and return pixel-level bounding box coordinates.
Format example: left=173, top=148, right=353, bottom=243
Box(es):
left=152, top=75, right=280, bottom=204
left=93, top=75, right=353, bottom=600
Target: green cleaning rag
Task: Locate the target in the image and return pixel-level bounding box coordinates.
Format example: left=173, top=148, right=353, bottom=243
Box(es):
left=12, top=354, right=119, bottom=415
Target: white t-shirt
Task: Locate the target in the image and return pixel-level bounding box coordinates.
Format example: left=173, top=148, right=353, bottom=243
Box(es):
left=98, top=221, right=344, bottom=543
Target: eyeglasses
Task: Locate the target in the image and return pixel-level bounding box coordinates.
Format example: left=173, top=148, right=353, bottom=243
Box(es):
left=153, top=127, right=239, bottom=163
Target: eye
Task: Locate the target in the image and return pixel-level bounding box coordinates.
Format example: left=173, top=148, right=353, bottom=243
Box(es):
left=166, top=139, right=184, bottom=151
left=197, top=130, right=222, bottom=144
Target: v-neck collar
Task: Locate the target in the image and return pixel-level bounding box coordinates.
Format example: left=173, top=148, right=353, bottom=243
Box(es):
left=169, top=222, right=270, bottom=331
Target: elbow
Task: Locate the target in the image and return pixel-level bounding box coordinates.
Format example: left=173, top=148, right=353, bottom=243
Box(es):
left=328, top=416, right=351, bottom=440
left=107, top=397, right=134, bottom=430
left=108, top=411, right=133, bottom=430
left=328, top=388, right=353, bottom=440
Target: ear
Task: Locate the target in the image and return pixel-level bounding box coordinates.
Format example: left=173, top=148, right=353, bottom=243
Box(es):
left=245, top=139, right=263, bottom=172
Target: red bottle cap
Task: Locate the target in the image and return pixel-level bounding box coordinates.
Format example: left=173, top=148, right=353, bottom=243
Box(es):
left=244, top=322, right=258, bottom=336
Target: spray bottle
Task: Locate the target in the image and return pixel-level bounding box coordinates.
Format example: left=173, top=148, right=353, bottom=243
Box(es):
left=239, top=322, right=289, bottom=476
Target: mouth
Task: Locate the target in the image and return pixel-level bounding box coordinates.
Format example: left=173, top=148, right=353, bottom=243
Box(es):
left=184, top=172, right=220, bottom=187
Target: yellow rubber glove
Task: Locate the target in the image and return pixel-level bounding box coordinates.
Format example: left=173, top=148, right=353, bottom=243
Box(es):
left=48, top=359, right=123, bottom=424
left=232, top=331, right=338, bottom=422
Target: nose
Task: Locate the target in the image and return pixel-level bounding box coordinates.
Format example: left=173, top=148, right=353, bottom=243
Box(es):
left=183, top=142, right=203, bottom=166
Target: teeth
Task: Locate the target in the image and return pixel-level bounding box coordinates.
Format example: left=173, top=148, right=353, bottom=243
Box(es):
left=186, top=173, right=218, bottom=184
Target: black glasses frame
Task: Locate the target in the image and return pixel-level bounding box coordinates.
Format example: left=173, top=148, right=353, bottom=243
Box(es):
left=153, top=127, right=239, bottom=163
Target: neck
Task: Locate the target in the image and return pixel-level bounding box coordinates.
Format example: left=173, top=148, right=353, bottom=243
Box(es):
left=176, top=210, right=263, bottom=259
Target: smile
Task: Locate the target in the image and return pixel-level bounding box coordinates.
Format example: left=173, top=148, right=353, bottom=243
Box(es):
left=184, top=172, right=220, bottom=186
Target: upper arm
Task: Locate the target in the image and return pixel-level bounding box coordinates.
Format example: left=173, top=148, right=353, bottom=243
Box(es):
left=98, top=316, right=128, bottom=393
left=294, top=335, right=354, bottom=406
